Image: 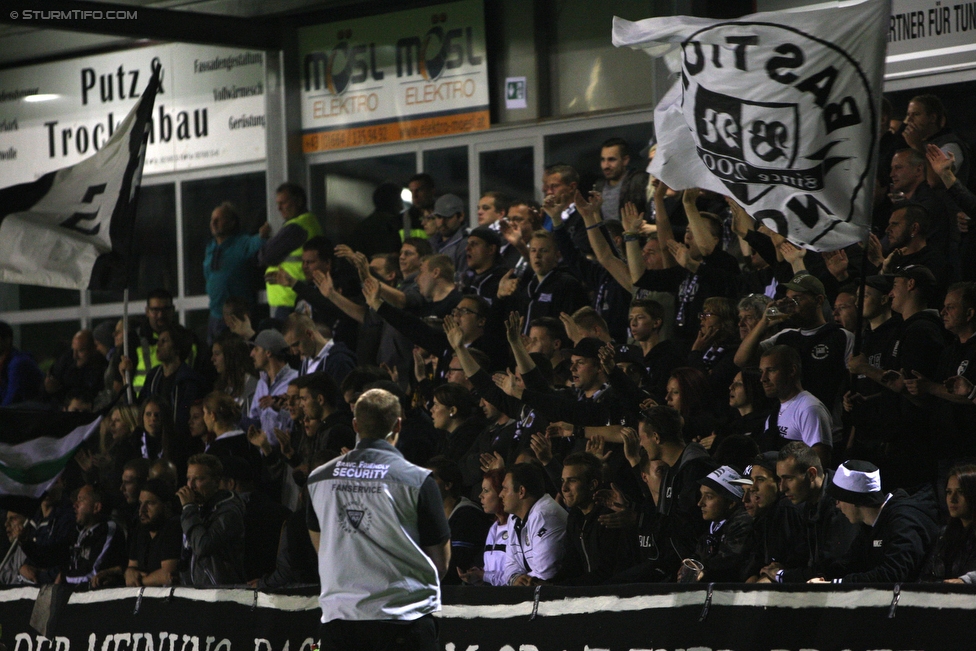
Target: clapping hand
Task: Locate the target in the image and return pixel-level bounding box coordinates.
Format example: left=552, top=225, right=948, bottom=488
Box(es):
left=585, top=435, right=611, bottom=462
left=945, top=375, right=975, bottom=397
left=361, top=275, right=381, bottom=310
left=312, top=269, right=334, bottom=298
left=559, top=312, right=583, bottom=345
left=493, top=369, right=523, bottom=399
left=881, top=369, right=907, bottom=393
left=620, top=202, right=645, bottom=234
left=822, top=249, right=849, bottom=280
left=497, top=269, right=519, bottom=299
left=619, top=426, right=641, bottom=467
left=666, top=240, right=692, bottom=268
left=904, top=369, right=936, bottom=396
left=480, top=451, right=505, bottom=473
left=498, top=219, right=522, bottom=247
left=443, top=314, right=465, bottom=350
left=335, top=245, right=370, bottom=281
left=530, top=432, right=553, bottom=465
left=596, top=483, right=638, bottom=529
left=504, top=311, right=525, bottom=346
left=574, top=190, right=603, bottom=223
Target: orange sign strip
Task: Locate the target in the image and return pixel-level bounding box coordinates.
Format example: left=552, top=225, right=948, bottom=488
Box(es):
left=302, top=110, right=490, bottom=152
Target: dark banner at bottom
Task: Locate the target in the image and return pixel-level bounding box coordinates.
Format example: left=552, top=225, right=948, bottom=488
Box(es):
left=1, top=583, right=974, bottom=651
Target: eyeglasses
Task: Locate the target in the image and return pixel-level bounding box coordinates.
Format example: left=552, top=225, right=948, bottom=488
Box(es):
left=698, top=312, right=716, bottom=320
left=451, top=307, right=480, bottom=318
left=447, top=367, right=464, bottom=373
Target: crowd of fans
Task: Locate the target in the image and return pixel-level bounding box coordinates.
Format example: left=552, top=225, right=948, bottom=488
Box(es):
left=1, top=93, right=976, bottom=591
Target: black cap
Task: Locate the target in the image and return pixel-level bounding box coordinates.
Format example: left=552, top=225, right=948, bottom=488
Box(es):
left=614, top=343, right=644, bottom=366
left=864, top=274, right=893, bottom=294
left=571, top=337, right=605, bottom=360
left=468, top=227, right=502, bottom=250
left=892, top=264, right=936, bottom=289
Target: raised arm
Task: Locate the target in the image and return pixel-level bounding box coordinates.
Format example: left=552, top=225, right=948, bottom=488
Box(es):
left=505, top=312, right=536, bottom=375
left=312, top=270, right=366, bottom=323
left=734, top=311, right=772, bottom=368
left=622, top=202, right=648, bottom=284
left=577, top=190, right=634, bottom=292
left=652, top=181, right=678, bottom=268
left=445, top=315, right=481, bottom=378
left=682, top=188, right=718, bottom=256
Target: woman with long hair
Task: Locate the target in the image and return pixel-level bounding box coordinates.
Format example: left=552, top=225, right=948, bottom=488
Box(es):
left=712, top=367, right=777, bottom=452
left=688, top=296, right=741, bottom=406
left=100, top=404, right=140, bottom=455
left=665, top=366, right=720, bottom=447
left=921, top=464, right=976, bottom=583
left=130, top=396, right=175, bottom=463
left=212, top=332, right=258, bottom=407
left=459, top=468, right=509, bottom=586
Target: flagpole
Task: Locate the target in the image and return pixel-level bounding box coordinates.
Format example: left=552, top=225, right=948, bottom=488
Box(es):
left=123, top=288, right=134, bottom=405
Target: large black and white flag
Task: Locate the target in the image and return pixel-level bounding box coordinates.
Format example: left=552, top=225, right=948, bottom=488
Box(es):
left=614, top=0, right=889, bottom=251
left=0, top=62, right=161, bottom=290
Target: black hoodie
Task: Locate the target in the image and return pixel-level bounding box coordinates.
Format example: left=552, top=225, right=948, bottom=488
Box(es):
left=835, top=485, right=940, bottom=583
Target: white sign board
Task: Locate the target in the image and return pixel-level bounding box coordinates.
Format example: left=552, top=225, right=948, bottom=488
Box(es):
left=0, top=43, right=266, bottom=185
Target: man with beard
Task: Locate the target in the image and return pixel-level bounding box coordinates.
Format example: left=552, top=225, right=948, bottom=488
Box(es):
left=20, top=484, right=127, bottom=588
left=593, top=138, right=648, bottom=221
left=125, top=479, right=181, bottom=586
left=877, top=203, right=949, bottom=299
left=736, top=272, right=852, bottom=444
left=759, top=345, right=833, bottom=468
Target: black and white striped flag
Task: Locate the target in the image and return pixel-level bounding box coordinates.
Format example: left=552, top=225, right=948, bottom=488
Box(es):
left=0, top=62, right=161, bottom=290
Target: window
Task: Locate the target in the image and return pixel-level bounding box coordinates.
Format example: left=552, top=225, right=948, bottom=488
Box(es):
left=423, top=147, right=469, bottom=206
left=181, top=172, right=268, bottom=298
left=480, top=147, right=535, bottom=203
left=309, top=153, right=416, bottom=243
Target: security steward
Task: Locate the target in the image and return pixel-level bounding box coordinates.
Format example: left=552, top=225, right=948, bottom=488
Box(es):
left=307, top=388, right=450, bottom=651
left=261, top=182, right=322, bottom=319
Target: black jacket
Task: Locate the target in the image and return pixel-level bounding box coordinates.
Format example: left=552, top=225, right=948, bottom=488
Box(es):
left=503, top=267, right=589, bottom=334
left=920, top=520, right=976, bottom=582
left=694, top=507, right=754, bottom=583
left=746, top=494, right=807, bottom=577
left=781, top=470, right=862, bottom=583
left=557, top=504, right=638, bottom=585
left=180, top=488, right=246, bottom=586
left=836, top=487, right=940, bottom=584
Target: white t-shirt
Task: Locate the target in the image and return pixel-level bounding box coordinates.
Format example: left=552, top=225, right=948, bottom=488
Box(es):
left=768, top=390, right=833, bottom=448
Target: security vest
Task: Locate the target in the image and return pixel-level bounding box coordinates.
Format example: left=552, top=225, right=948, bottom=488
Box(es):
left=133, top=332, right=198, bottom=391
left=399, top=227, right=428, bottom=241
left=306, top=438, right=441, bottom=622
left=265, top=212, right=322, bottom=309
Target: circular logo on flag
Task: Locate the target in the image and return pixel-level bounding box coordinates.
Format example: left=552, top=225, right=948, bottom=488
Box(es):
left=679, top=21, right=876, bottom=248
